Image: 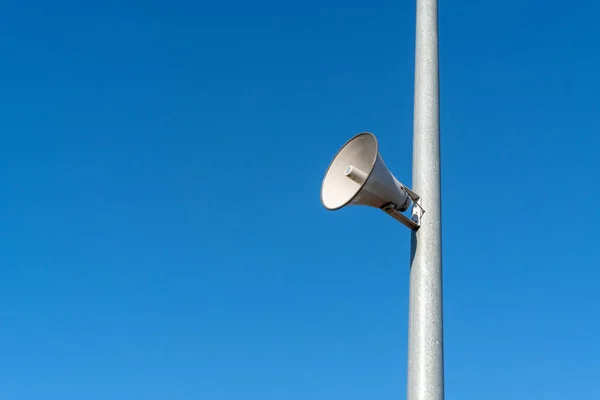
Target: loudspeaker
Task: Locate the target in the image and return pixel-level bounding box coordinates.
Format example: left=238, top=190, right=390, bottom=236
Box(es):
left=321, top=132, right=411, bottom=212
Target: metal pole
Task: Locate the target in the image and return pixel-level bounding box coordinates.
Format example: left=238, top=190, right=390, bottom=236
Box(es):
left=407, top=0, right=444, bottom=399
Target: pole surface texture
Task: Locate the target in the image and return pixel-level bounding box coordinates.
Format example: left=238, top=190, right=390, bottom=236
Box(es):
left=408, top=0, right=443, bottom=399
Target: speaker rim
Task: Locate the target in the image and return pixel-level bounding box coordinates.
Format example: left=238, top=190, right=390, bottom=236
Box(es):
left=320, top=132, right=379, bottom=211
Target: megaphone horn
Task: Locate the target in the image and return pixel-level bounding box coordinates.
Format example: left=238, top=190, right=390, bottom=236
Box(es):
left=320, top=132, right=423, bottom=230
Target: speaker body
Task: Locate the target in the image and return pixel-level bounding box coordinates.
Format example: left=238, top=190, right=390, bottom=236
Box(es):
left=321, top=132, right=411, bottom=212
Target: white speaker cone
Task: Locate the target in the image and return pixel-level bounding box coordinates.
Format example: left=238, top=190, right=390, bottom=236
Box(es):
left=321, top=133, right=378, bottom=210
left=321, top=132, right=412, bottom=213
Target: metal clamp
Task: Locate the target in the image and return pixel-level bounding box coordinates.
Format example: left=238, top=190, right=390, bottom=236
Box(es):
left=381, top=187, right=424, bottom=231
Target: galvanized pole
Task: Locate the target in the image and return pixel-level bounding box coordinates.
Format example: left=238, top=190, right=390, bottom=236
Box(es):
left=407, top=0, right=444, bottom=399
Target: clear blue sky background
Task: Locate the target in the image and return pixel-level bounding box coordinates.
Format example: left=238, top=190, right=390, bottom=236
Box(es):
left=1, top=1, right=599, bottom=399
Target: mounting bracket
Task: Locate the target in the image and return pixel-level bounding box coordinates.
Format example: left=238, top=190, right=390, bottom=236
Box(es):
left=381, top=187, right=424, bottom=231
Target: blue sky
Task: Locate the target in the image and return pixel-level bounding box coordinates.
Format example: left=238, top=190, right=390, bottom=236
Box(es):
left=1, top=0, right=599, bottom=399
